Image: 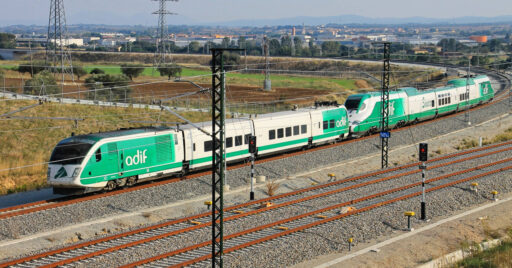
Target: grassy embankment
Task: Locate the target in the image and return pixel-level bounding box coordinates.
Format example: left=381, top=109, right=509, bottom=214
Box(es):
left=0, top=100, right=210, bottom=195
left=453, top=228, right=512, bottom=267
left=457, top=127, right=512, bottom=150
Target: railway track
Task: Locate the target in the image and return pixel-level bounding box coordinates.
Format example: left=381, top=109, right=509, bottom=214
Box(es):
left=127, top=159, right=512, bottom=267
left=0, top=67, right=509, bottom=221
left=2, top=141, right=511, bottom=268
left=1, top=89, right=510, bottom=221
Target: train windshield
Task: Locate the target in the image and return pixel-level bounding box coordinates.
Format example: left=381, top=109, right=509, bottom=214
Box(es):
left=345, top=97, right=362, bottom=110
left=50, top=142, right=93, bottom=165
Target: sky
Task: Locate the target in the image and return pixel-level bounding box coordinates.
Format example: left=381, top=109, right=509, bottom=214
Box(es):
left=1, top=0, right=512, bottom=26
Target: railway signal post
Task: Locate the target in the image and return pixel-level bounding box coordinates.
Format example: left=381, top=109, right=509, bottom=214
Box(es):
left=210, top=48, right=244, bottom=267
left=419, top=143, right=428, bottom=220
left=249, top=136, right=257, bottom=200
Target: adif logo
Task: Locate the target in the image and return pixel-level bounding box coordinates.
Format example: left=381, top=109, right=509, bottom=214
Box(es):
left=54, top=167, right=68, bottom=179
left=336, top=118, right=347, bottom=127
left=389, top=101, right=395, bottom=116
left=126, top=150, right=148, bottom=166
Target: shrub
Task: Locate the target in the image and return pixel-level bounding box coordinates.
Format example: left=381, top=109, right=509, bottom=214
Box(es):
left=157, top=63, right=182, bottom=80
left=90, top=68, right=105, bottom=74
left=120, top=64, right=144, bottom=81
left=84, top=74, right=131, bottom=102
left=23, top=70, right=59, bottom=95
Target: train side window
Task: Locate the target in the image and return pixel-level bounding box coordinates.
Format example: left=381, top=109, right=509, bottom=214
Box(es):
left=204, top=141, right=213, bottom=152
left=448, top=97, right=451, bottom=104
left=329, top=119, right=335, bottom=128
left=293, top=125, right=299, bottom=135
left=269, top=130, right=276, bottom=140
left=95, top=148, right=102, bottom=162
left=431, top=100, right=435, bottom=107
left=323, top=121, right=328, bottom=130
left=235, top=135, right=242, bottom=146
left=277, top=128, right=284, bottom=138
left=285, top=127, right=292, bottom=137
left=301, top=124, right=307, bottom=134
left=226, top=137, right=233, bottom=148
left=244, top=134, right=251, bottom=144
left=193, top=143, right=196, bottom=151
left=318, top=122, right=321, bottom=129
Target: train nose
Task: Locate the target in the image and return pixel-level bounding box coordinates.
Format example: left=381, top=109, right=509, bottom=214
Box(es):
left=48, top=165, right=81, bottom=185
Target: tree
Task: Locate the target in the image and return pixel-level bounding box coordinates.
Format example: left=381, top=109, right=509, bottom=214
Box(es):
left=90, top=68, right=105, bottom=74
left=84, top=74, right=131, bottom=101
left=17, top=61, right=46, bottom=77
left=0, top=69, right=4, bottom=87
left=269, top=39, right=281, bottom=56
left=120, top=64, right=144, bottom=81
left=208, top=52, right=241, bottom=71
left=73, top=66, right=87, bottom=80
left=238, top=36, right=246, bottom=49
left=23, top=70, right=59, bottom=95
left=321, top=41, right=341, bottom=57
left=221, top=37, right=230, bottom=48
left=157, top=63, right=182, bottom=80
left=488, top=39, right=503, bottom=52
left=0, top=33, right=15, bottom=49
left=188, top=41, right=201, bottom=53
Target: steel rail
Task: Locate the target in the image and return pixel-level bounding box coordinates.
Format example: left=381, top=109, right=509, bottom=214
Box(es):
left=0, top=74, right=508, bottom=220
left=2, top=143, right=510, bottom=268
left=129, top=160, right=512, bottom=268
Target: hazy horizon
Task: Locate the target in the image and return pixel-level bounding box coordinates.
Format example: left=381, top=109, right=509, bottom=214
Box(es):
left=1, top=0, right=512, bottom=27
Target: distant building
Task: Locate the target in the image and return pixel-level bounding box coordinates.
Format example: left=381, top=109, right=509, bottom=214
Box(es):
left=469, top=35, right=488, bottom=43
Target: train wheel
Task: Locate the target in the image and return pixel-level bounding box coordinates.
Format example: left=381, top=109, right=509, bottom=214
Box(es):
left=104, top=181, right=116, bottom=191
left=126, top=176, right=137, bottom=187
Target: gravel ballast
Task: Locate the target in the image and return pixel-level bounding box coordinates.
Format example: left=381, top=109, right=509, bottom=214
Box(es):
left=0, top=75, right=510, bottom=266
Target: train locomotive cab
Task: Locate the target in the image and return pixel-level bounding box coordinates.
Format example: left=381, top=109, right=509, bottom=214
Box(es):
left=48, top=137, right=97, bottom=195
left=345, top=94, right=374, bottom=137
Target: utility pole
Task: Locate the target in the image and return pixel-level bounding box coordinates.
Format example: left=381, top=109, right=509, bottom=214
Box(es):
left=210, top=48, right=243, bottom=267
left=465, top=56, right=472, bottom=125
left=152, top=0, right=177, bottom=67
left=375, top=42, right=391, bottom=169
left=263, top=36, right=271, bottom=91
left=46, top=0, right=74, bottom=98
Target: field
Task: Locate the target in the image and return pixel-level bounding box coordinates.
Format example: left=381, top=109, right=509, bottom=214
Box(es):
left=82, top=65, right=361, bottom=91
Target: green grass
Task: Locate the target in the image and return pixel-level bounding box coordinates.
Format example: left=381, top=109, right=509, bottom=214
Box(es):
left=82, top=65, right=210, bottom=78
left=79, top=64, right=359, bottom=90
left=454, top=241, right=512, bottom=268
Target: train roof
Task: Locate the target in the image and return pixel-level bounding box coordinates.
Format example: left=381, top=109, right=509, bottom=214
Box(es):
left=178, top=118, right=252, bottom=131
left=71, top=127, right=174, bottom=142
left=350, top=75, right=489, bottom=99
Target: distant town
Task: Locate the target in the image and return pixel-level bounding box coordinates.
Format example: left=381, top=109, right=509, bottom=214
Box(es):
left=1, top=23, right=511, bottom=63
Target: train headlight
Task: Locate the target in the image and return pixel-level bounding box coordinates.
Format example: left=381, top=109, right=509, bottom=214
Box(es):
left=72, top=168, right=81, bottom=178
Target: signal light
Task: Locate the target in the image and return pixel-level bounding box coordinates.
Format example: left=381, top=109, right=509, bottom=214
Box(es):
left=249, top=136, right=257, bottom=153
left=419, top=143, right=428, bottom=162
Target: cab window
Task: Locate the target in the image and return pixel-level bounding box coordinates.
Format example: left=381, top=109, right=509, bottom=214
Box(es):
left=95, top=148, right=102, bottom=162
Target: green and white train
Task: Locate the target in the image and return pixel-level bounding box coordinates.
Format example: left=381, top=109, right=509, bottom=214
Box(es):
left=48, top=75, right=494, bottom=195
left=48, top=105, right=349, bottom=195
left=345, top=75, right=494, bottom=136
